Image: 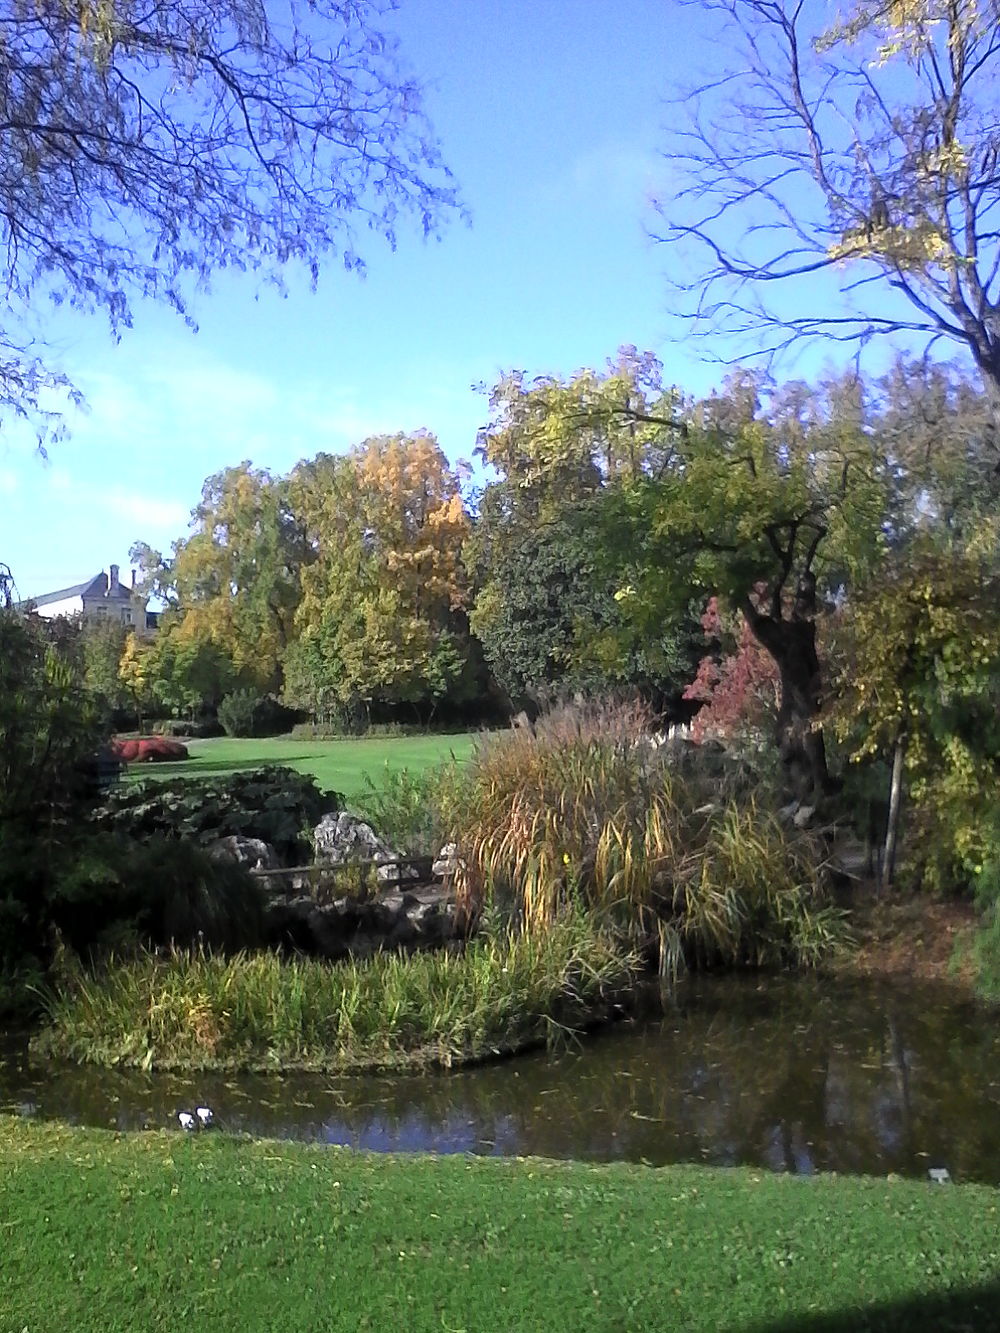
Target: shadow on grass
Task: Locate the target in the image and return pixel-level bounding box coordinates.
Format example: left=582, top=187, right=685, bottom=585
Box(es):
left=124, top=757, right=316, bottom=779
left=743, top=1279, right=1000, bottom=1332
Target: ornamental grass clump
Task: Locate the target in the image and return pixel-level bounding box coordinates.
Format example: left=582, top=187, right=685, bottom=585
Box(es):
left=449, top=699, right=844, bottom=977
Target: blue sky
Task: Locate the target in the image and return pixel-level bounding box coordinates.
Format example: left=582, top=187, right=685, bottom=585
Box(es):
left=0, top=0, right=924, bottom=599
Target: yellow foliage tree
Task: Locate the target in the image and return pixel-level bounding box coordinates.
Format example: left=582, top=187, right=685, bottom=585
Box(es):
left=286, top=433, right=475, bottom=719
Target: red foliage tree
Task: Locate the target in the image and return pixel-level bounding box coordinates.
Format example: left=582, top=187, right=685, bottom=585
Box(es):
left=683, top=595, right=779, bottom=741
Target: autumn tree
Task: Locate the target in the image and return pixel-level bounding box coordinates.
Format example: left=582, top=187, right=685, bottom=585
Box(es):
left=683, top=595, right=780, bottom=742
left=285, top=433, right=475, bottom=720
left=0, top=0, right=459, bottom=440
left=137, top=463, right=304, bottom=692
left=657, top=0, right=1000, bottom=390
left=118, top=631, right=155, bottom=732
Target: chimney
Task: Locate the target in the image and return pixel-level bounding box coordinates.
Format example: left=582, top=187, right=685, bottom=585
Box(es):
left=108, top=564, right=119, bottom=594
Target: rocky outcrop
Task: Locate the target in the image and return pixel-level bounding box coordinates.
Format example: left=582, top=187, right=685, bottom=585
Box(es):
left=312, top=811, right=422, bottom=885
left=263, top=885, right=460, bottom=960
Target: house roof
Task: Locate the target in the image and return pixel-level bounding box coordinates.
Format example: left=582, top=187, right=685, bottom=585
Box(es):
left=18, top=572, right=140, bottom=610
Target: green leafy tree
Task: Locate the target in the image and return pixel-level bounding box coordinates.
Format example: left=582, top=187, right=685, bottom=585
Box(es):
left=145, top=628, right=239, bottom=721
left=79, top=617, right=130, bottom=716
left=591, top=368, right=892, bottom=800
left=470, top=350, right=700, bottom=706
left=830, top=543, right=1000, bottom=890
left=0, top=575, right=107, bottom=1002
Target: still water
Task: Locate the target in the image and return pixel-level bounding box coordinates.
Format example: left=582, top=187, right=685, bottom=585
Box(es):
left=3, top=975, right=999, bottom=1182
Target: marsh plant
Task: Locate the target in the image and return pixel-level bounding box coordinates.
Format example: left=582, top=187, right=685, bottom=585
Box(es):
left=37, top=911, right=639, bottom=1072
left=446, top=700, right=845, bottom=977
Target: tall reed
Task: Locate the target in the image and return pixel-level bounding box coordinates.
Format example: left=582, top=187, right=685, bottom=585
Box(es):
left=447, top=699, right=844, bottom=976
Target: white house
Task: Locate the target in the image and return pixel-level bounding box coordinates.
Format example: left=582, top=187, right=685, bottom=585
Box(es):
left=20, top=565, right=158, bottom=632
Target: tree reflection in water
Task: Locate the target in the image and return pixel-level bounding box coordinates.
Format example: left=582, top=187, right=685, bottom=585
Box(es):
left=2, top=975, right=999, bottom=1182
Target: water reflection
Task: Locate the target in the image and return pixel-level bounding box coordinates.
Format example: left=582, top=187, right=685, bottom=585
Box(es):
left=2, top=975, right=998, bottom=1182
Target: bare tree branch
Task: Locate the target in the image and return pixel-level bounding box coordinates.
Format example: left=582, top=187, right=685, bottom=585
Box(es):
left=655, top=0, right=1000, bottom=394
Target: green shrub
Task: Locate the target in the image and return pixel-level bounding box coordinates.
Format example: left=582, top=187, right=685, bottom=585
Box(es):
left=218, top=690, right=296, bottom=738
left=155, top=718, right=224, bottom=739
left=355, top=760, right=467, bottom=855
left=49, top=833, right=266, bottom=956
left=93, top=765, right=339, bottom=863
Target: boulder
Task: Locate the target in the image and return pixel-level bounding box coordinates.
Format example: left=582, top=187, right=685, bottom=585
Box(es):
left=207, top=835, right=279, bottom=872
left=312, top=811, right=422, bottom=884
left=432, top=842, right=460, bottom=878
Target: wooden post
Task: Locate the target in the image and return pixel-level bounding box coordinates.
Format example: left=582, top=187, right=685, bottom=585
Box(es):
left=880, top=730, right=907, bottom=896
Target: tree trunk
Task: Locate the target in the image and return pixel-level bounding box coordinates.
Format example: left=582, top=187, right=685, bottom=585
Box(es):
left=881, top=730, right=907, bottom=895
left=741, top=595, right=833, bottom=804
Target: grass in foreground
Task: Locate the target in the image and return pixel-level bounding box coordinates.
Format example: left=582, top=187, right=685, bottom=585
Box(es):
left=125, top=731, right=477, bottom=802
left=35, top=916, right=638, bottom=1072
left=2, top=1118, right=999, bottom=1333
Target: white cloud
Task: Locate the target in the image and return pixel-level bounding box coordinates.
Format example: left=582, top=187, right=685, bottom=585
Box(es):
left=0, top=468, right=17, bottom=494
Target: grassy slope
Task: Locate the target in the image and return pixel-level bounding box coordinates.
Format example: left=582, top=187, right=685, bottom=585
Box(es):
left=3, top=1120, right=999, bottom=1333
left=127, top=732, right=477, bottom=803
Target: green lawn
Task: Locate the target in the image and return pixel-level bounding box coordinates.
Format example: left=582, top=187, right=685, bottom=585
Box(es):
left=126, top=732, right=478, bottom=803
left=2, top=1119, right=998, bottom=1333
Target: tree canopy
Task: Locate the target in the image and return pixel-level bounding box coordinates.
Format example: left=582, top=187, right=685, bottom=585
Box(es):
left=0, top=0, right=459, bottom=436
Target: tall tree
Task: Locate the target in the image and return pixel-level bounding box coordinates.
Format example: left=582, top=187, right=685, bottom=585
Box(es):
left=0, top=0, right=459, bottom=439
left=286, top=433, right=475, bottom=718
left=594, top=368, right=892, bottom=800
left=470, top=350, right=699, bottom=705
left=141, top=463, right=304, bottom=692
left=657, top=0, right=1000, bottom=390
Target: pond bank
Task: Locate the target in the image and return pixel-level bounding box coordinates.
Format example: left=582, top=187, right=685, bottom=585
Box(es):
left=3, top=1117, right=999, bottom=1333
left=835, top=889, right=980, bottom=992
left=9, top=973, right=1000, bottom=1182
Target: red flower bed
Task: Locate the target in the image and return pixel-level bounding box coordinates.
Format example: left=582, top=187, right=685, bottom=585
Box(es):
left=110, top=736, right=190, bottom=764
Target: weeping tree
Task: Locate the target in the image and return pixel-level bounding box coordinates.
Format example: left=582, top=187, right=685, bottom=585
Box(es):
left=0, top=0, right=460, bottom=442
left=656, top=0, right=1000, bottom=401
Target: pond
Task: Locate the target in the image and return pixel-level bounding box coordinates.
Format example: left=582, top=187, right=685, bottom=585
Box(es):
left=3, top=974, right=999, bottom=1183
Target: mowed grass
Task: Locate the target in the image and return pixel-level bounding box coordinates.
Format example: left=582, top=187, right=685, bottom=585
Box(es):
left=2, top=1119, right=999, bottom=1333
left=126, top=731, right=478, bottom=803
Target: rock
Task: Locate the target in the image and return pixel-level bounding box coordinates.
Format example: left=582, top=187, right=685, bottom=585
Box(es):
left=312, top=811, right=422, bottom=884
left=207, top=835, right=279, bottom=872
left=792, top=804, right=817, bottom=829
left=777, top=800, right=800, bottom=824
left=432, top=842, right=460, bottom=878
